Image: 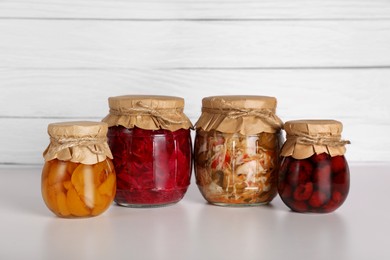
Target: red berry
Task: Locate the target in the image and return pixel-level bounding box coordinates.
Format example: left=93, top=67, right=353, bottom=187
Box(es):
left=287, top=160, right=313, bottom=185
left=312, top=164, right=332, bottom=192
left=279, top=183, right=293, bottom=199
left=293, top=182, right=313, bottom=201
left=289, top=201, right=308, bottom=212
left=309, top=191, right=328, bottom=208
left=332, top=190, right=343, bottom=204
left=332, top=171, right=349, bottom=186
left=311, top=153, right=329, bottom=164
left=331, top=156, right=346, bottom=173
left=322, top=200, right=338, bottom=212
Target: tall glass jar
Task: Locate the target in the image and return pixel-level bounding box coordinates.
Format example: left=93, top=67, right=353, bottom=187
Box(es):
left=102, top=95, right=193, bottom=207
left=41, top=121, right=116, bottom=218
left=194, top=96, right=283, bottom=206
left=278, top=120, right=350, bottom=213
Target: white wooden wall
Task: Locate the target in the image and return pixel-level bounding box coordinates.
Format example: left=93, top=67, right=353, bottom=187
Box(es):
left=1, top=0, right=390, bottom=165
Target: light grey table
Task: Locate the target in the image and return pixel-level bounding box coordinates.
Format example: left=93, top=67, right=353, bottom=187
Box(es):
left=0, top=163, right=388, bottom=260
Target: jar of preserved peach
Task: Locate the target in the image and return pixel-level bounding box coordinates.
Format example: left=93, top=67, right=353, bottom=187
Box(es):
left=194, top=96, right=283, bottom=206
left=102, top=95, right=193, bottom=207
left=278, top=120, right=350, bottom=213
left=41, top=121, right=116, bottom=218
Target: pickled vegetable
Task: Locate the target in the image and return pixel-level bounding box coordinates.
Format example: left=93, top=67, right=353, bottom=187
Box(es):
left=107, top=126, right=192, bottom=206
left=194, top=130, right=281, bottom=205
left=41, top=159, right=116, bottom=217
left=278, top=154, right=350, bottom=213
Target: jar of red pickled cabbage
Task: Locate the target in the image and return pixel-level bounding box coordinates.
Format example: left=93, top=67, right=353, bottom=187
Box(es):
left=194, top=96, right=283, bottom=206
left=42, top=121, right=116, bottom=218
left=102, top=95, right=193, bottom=207
left=278, top=120, right=350, bottom=213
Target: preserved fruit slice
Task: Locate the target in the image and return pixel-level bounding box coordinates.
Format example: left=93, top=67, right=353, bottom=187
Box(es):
left=41, top=159, right=116, bottom=217
left=67, top=187, right=91, bottom=216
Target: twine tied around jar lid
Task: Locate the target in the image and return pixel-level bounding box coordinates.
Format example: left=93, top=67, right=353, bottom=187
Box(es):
left=102, top=95, right=193, bottom=131
left=43, top=121, right=113, bottom=165
left=286, top=132, right=351, bottom=147
left=201, top=105, right=283, bottom=130
left=49, top=136, right=108, bottom=155
left=195, top=95, right=283, bottom=135
left=281, top=119, right=350, bottom=159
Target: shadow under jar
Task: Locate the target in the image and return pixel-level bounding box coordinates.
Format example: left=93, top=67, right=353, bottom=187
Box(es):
left=278, top=120, right=350, bottom=213
left=41, top=121, right=116, bottom=218
left=102, top=95, right=193, bottom=208
left=194, top=96, right=283, bottom=206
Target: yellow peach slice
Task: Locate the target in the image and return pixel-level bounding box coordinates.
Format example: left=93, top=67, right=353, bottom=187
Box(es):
left=63, top=181, right=72, bottom=190
left=56, top=191, right=71, bottom=217
left=93, top=161, right=109, bottom=185
left=98, top=173, right=116, bottom=197
left=67, top=187, right=90, bottom=217
left=44, top=185, right=59, bottom=213
left=66, top=161, right=79, bottom=175
left=48, top=160, right=68, bottom=185
left=71, top=164, right=95, bottom=193
left=91, top=196, right=111, bottom=216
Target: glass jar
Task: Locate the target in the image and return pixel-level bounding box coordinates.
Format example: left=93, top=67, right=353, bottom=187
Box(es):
left=41, top=121, right=116, bottom=218
left=278, top=120, right=350, bottom=213
left=102, top=95, right=193, bottom=207
left=194, top=96, right=283, bottom=206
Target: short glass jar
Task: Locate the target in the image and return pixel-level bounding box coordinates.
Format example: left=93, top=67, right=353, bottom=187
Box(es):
left=41, top=121, right=116, bottom=218
left=102, top=95, right=193, bottom=207
left=194, top=96, right=283, bottom=206
left=278, top=120, right=350, bottom=213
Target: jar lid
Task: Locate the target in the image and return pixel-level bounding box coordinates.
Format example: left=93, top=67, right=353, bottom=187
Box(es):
left=195, top=95, right=282, bottom=135
left=43, top=121, right=113, bottom=165
left=281, top=119, right=350, bottom=159
left=102, top=95, right=193, bottom=131
left=202, top=95, right=277, bottom=110
left=108, top=95, right=185, bottom=110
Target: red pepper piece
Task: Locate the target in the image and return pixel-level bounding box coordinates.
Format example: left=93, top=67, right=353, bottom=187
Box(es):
left=293, top=182, right=313, bottom=201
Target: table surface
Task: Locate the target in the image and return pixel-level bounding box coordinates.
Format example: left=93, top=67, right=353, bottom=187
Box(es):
left=1, top=163, right=389, bottom=260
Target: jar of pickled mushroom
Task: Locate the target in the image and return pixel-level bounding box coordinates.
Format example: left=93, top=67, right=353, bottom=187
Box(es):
left=194, top=95, right=283, bottom=206
left=41, top=121, right=116, bottom=218
left=278, top=120, right=350, bottom=213
left=102, top=95, right=193, bottom=207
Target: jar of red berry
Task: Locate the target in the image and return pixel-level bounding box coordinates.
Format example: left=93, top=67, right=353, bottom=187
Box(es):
left=194, top=96, right=283, bottom=206
left=102, top=95, right=193, bottom=207
left=278, top=120, right=350, bottom=213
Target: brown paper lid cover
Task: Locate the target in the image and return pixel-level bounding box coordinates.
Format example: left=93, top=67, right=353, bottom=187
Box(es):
left=281, top=119, right=349, bottom=159
left=43, top=121, right=113, bottom=164
left=102, top=95, right=193, bottom=131
left=195, top=95, right=282, bottom=134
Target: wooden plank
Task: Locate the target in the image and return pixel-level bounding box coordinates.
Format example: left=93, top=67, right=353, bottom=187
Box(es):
left=1, top=68, right=389, bottom=163
left=0, top=0, right=389, bottom=19
left=0, top=117, right=388, bottom=164
left=1, top=20, right=389, bottom=69
left=1, top=68, right=389, bottom=121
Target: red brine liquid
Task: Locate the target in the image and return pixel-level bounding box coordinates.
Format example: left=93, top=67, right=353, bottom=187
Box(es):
left=107, top=126, right=192, bottom=207
left=278, top=153, right=349, bottom=213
